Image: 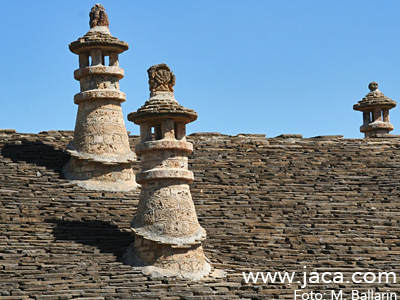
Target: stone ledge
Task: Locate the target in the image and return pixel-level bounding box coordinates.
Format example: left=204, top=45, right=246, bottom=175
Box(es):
left=274, top=134, right=303, bottom=138
left=130, top=223, right=206, bottom=247
left=310, top=135, right=344, bottom=139
left=74, top=89, right=126, bottom=104
left=66, top=142, right=136, bottom=165
left=66, top=177, right=137, bottom=192
left=136, top=140, right=193, bottom=154
left=136, top=168, right=194, bottom=183
left=0, top=129, right=17, bottom=134
left=366, top=134, right=400, bottom=138
left=236, top=133, right=266, bottom=138
left=74, top=65, right=124, bottom=80
left=189, top=132, right=228, bottom=137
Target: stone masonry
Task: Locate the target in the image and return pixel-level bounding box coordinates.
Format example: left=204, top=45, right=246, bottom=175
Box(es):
left=63, top=4, right=136, bottom=191
left=124, top=64, right=211, bottom=280
left=4, top=131, right=400, bottom=298
left=353, top=81, right=397, bottom=138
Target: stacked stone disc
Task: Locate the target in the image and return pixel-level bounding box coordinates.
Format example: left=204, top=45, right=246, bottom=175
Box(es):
left=125, top=64, right=211, bottom=280
left=354, top=82, right=397, bottom=138
left=63, top=4, right=136, bottom=191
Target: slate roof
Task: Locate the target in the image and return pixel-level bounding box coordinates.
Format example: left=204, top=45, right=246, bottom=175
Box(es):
left=2, top=130, right=400, bottom=299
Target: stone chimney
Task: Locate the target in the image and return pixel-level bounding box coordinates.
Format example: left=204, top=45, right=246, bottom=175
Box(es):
left=63, top=4, right=137, bottom=191
left=124, top=64, right=211, bottom=280
left=354, top=82, right=396, bottom=138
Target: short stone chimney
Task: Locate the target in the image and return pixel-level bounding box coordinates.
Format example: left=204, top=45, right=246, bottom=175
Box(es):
left=63, top=4, right=136, bottom=191
left=124, top=64, right=211, bottom=280
left=354, top=82, right=396, bottom=138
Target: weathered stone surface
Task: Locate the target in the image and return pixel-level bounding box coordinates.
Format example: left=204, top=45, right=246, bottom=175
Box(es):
left=274, top=134, right=303, bottom=138
left=0, top=129, right=17, bottom=134
left=128, top=91, right=198, bottom=124
left=124, top=236, right=211, bottom=280
left=128, top=65, right=197, bottom=125
left=3, top=131, right=400, bottom=298
left=63, top=159, right=135, bottom=192
left=3, top=131, right=400, bottom=297
left=89, top=4, right=109, bottom=28
left=148, top=63, right=175, bottom=93
left=64, top=4, right=136, bottom=191
left=354, top=82, right=396, bottom=137
left=69, top=4, right=128, bottom=56
left=126, top=64, right=210, bottom=279
left=311, top=135, right=344, bottom=139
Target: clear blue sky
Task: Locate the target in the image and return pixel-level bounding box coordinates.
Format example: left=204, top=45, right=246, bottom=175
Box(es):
left=1, top=0, right=400, bottom=138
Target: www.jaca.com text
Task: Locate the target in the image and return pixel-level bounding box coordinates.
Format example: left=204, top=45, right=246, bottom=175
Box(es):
left=242, top=269, right=396, bottom=288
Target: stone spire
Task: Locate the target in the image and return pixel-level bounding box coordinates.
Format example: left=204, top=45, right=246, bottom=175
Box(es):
left=124, top=64, right=211, bottom=280
left=63, top=4, right=137, bottom=191
left=354, top=82, right=396, bottom=138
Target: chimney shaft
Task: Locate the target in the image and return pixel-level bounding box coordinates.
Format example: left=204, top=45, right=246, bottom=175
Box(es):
left=63, top=4, right=137, bottom=191
left=125, top=64, right=211, bottom=280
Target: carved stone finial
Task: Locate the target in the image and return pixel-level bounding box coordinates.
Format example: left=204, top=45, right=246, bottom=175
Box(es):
left=369, top=81, right=379, bottom=92
left=89, top=4, right=109, bottom=28
left=148, top=64, right=176, bottom=93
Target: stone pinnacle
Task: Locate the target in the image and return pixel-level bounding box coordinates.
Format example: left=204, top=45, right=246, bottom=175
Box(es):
left=89, top=4, right=109, bottom=28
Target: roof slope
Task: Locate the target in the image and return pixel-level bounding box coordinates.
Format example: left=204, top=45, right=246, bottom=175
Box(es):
left=2, top=131, right=400, bottom=299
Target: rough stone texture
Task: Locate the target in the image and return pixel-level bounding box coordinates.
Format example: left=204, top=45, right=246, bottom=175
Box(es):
left=354, top=82, right=397, bottom=137
left=64, top=5, right=136, bottom=191
left=129, top=91, right=197, bottom=124
left=148, top=64, right=176, bottom=93
left=124, top=236, right=211, bottom=281
left=4, top=131, right=400, bottom=298
left=63, top=159, right=134, bottom=192
left=89, top=4, right=109, bottom=28
left=125, top=64, right=210, bottom=279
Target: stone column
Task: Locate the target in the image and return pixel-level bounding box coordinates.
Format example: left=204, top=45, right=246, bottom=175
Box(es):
left=63, top=4, right=136, bottom=191
left=124, top=64, right=211, bottom=280
left=353, top=82, right=396, bottom=138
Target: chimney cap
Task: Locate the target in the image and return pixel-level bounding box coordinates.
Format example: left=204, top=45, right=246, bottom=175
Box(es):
left=69, top=4, right=128, bottom=54
left=128, top=64, right=198, bottom=125
left=353, top=81, right=396, bottom=111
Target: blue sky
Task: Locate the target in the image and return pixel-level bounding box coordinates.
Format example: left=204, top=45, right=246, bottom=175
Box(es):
left=1, top=0, right=400, bottom=138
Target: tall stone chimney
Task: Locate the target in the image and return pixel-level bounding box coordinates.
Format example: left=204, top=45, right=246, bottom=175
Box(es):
left=63, top=4, right=137, bottom=191
left=354, top=82, right=396, bottom=138
left=124, top=64, right=211, bottom=280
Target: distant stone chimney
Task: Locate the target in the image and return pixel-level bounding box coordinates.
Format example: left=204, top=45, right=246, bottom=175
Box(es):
left=63, top=4, right=136, bottom=191
left=124, top=64, right=211, bottom=280
left=354, top=82, right=396, bottom=138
